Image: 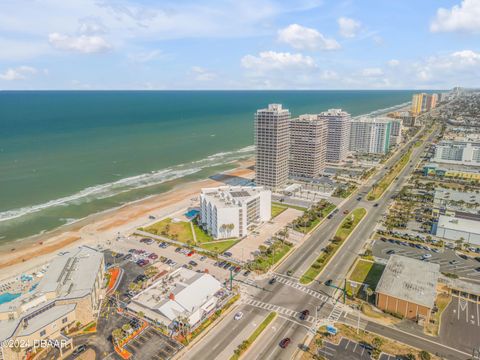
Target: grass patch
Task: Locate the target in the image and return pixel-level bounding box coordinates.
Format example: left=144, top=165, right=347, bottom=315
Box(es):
left=199, top=239, right=239, bottom=253
left=192, top=221, right=213, bottom=243
left=272, top=202, right=307, bottom=212
left=347, top=259, right=385, bottom=298
left=333, top=184, right=357, bottom=198
left=143, top=218, right=194, bottom=243
left=292, top=200, right=336, bottom=234
left=299, top=208, right=366, bottom=284
left=367, top=149, right=412, bottom=201
left=231, top=312, right=277, bottom=360
left=425, top=293, right=451, bottom=336
left=248, top=240, right=293, bottom=273
left=271, top=203, right=288, bottom=218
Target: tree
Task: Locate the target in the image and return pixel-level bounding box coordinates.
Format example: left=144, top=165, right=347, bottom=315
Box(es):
left=366, top=287, right=374, bottom=303
left=122, top=323, right=132, bottom=333
left=112, top=328, right=124, bottom=344
left=419, top=350, right=431, bottom=360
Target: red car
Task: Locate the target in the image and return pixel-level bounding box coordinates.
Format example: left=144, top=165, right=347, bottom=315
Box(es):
left=279, top=338, right=291, bottom=349
left=187, top=251, right=195, bottom=257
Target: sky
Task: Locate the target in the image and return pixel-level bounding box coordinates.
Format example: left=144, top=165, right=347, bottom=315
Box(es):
left=0, top=0, right=479, bottom=90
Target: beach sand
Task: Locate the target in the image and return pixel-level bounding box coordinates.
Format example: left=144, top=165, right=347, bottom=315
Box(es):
left=0, top=160, right=254, bottom=280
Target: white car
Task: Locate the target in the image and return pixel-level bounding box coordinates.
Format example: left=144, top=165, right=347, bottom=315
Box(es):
left=422, top=253, right=432, bottom=259
left=234, top=312, right=244, bottom=320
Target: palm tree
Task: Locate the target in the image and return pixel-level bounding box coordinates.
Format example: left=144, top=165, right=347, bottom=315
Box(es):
left=366, top=287, right=374, bottom=303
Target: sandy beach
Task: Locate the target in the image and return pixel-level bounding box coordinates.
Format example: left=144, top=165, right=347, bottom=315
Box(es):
left=0, top=160, right=255, bottom=280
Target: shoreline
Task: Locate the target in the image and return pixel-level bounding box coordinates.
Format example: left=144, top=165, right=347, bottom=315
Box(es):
left=0, top=158, right=255, bottom=278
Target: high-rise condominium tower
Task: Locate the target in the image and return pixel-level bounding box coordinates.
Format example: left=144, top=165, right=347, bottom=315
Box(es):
left=318, top=109, right=351, bottom=163
left=289, top=114, right=327, bottom=179
left=254, top=104, right=291, bottom=189
left=349, top=117, right=392, bottom=154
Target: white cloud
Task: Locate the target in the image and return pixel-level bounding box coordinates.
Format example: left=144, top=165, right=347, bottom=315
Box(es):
left=431, top=0, right=480, bottom=33
left=0, top=66, right=37, bottom=81
left=320, top=70, right=338, bottom=80
left=387, top=59, right=400, bottom=67
left=241, top=51, right=316, bottom=72
left=48, top=32, right=112, bottom=54
left=128, top=49, right=163, bottom=63
left=362, top=67, right=384, bottom=77
left=338, top=17, right=361, bottom=38
left=190, top=66, right=216, bottom=81
left=278, top=24, right=340, bottom=51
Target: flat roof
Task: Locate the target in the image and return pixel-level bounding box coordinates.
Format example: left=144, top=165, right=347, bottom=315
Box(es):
left=437, top=215, right=480, bottom=234
left=376, top=255, right=439, bottom=308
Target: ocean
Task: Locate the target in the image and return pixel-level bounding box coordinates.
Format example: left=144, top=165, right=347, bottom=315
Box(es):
left=0, top=90, right=417, bottom=243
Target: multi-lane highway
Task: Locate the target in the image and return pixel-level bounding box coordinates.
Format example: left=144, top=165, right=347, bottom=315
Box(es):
left=183, top=124, right=470, bottom=360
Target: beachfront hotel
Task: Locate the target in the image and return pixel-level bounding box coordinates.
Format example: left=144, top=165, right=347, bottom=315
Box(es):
left=254, top=104, right=291, bottom=189
left=0, top=246, right=105, bottom=360
left=289, top=114, right=328, bottom=179
left=349, top=117, right=392, bottom=154
left=318, top=109, right=351, bottom=163
left=411, top=93, right=438, bottom=115
left=199, top=186, right=271, bottom=239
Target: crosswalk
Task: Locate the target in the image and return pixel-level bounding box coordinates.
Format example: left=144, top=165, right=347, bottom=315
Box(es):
left=243, top=298, right=316, bottom=324
left=328, top=305, right=343, bottom=322
left=271, top=274, right=330, bottom=302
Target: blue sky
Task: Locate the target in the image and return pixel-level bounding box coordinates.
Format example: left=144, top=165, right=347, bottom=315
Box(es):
left=0, top=0, right=479, bottom=90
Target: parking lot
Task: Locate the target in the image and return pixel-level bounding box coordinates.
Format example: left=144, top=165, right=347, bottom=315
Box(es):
left=440, top=295, right=480, bottom=352
left=318, top=338, right=372, bottom=359
left=124, top=326, right=183, bottom=360
left=372, top=239, right=480, bottom=281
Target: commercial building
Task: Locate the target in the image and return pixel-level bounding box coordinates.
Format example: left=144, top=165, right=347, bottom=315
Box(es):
left=423, top=163, right=480, bottom=181
left=254, top=104, right=291, bottom=189
left=432, top=141, right=480, bottom=165
left=318, top=109, right=351, bottom=163
left=349, top=117, right=391, bottom=154
left=433, top=215, right=480, bottom=245
left=433, top=188, right=480, bottom=217
left=289, top=114, right=327, bottom=179
left=411, top=93, right=438, bottom=115
left=199, top=186, right=271, bottom=239
left=0, top=246, right=105, bottom=360
left=376, top=255, right=439, bottom=323
left=127, top=268, right=223, bottom=330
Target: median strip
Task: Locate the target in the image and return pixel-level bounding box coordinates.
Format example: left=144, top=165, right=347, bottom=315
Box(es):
left=230, top=312, right=277, bottom=360
left=299, top=208, right=367, bottom=285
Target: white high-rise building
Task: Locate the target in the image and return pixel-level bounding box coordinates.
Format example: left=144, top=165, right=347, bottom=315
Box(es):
left=254, top=104, right=291, bottom=189
left=389, top=119, right=402, bottom=146
left=318, top=109, right=351, bottom=163
left=433, top=141, right=480, bottom=165
left=349, top=117, right=392, bottom=154
left=289, top=114, right=327, bottom=179
left=199, top=186, right=271, bottom=239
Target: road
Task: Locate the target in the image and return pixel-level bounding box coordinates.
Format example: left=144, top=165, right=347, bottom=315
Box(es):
left=184, top=125, right=470, bottom=360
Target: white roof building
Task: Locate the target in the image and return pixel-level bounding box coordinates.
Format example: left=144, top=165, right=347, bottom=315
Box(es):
left=434, top=215, right=480, bottom=245
left=128, top=268, right=223, bottom=328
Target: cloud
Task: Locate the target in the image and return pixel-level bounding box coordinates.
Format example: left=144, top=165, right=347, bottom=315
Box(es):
left=362, top=67, right=384, bottom=77
left=0, top=66, right=37, bottom=81
left=431, top=0, right=480, bottom=33
left=241, top=51, right=316, bottom=72
left=387, top=59, right=400, bottom=67
left=277, top=24, right=340, bottom=50
left=48, top=32, right=112, bottom=54
left=128, top=49, right=163, bottom=63
left=190, top=66, right=216, bottom=81
left=338, top=17, right=361, bottom=38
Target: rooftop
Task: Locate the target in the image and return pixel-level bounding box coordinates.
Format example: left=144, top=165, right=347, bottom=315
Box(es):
left=437, top=215, right=480, bottom=234
left=376, top=255, right=439, bottom=308
left=434, top=189, right=480, bottom=213
left=200, top=186, right=268, bottom=209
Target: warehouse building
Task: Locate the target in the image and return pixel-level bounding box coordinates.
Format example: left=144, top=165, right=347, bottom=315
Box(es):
left=433, top=215, right=480, bottom=245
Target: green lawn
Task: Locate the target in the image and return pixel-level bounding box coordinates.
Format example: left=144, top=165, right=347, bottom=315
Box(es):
left=348, top=259, right=385, bottom=297
left=248, top=241, right=293, bottom=272
left=367, top=149, right=412, bottom=201
left=299, top=208, right=366, bottom=284
left=294, top=203, right=336, bottom=233
left=143, top=218, right=194, bottom=243
left=199, top=239, right=239, bottom=253
left=231, top=312, right=277, bottom=360
left=271, top=203, right=288, bottom=218
left=192, top=222, right=214, bottom=243
left=335, top=208, right=367, bottom=241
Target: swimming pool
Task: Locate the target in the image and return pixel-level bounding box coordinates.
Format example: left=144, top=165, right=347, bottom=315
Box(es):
left=185, top=209, right=199, bottom=218
left=0, top=292, right=21, bottom=305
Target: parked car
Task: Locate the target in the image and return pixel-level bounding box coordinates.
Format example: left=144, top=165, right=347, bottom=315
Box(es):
left=124, top=254, right=132, bottom=260
left=373, top=203, right=379, bottom=207
left=175, top=247, right=182, bottom=253
left=243, top=270, right=251, bottom=276
left=187, top=251, right=195, bottom=257
left=189, top=260, right=198, bottom=267
left=279, top=338, right=291, bottom=349
left=421, top=253, right=432, bottom=260
left=343, top=209, right=350, bottom=214
left=200, top=256, right=207, bottom=261
left=386, top=250, right=395, bottom=255
left=223, top=252, right=232, bottom=257
left=148, top=253, right=158, bottom=260
left=234, top=312, right=244, bottom=320
left=72, top=345, right=87, bottom=356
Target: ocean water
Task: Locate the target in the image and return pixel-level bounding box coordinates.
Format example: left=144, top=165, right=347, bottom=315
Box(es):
left=0, top=90, right=417, bottom=243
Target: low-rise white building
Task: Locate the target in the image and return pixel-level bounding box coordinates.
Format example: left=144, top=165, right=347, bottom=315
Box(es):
left=434, top=215, right=480, bottom=245
left=432, top=141, right=480, bottom=165
left=127, top=268, right=223, bottom=329
left=199, top=186, right=271, bottom=239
